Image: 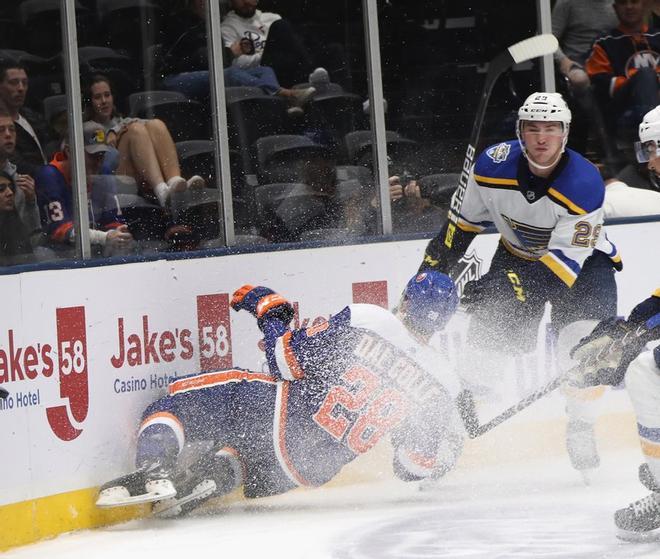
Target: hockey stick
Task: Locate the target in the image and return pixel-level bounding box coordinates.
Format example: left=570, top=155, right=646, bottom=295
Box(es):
left=458, top=321, right=654, bottom=439
left=445, top=34, right=559, bottom=290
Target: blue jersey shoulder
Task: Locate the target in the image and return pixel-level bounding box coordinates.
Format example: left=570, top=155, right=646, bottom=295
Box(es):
left=35, top=164, right=67, bottom=198
left=550, top=149, right=604, bottom=214
left=474, top=140, right=521, bottom=178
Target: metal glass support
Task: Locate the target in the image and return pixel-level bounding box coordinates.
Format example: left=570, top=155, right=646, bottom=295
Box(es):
left=206, top=0, right=235, bottom=246
left=60, top=0, right=91, bottom=258
left=362, top=0, right=392, bottom=236
left=537, top=0, right=556, bottom=92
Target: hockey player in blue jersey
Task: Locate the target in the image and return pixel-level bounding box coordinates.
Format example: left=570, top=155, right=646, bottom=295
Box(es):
left=567, top=288, right=660, bottom=538
left=96, top=272, right=466, bottom=516
left=418, top=92, right=621, bottom=476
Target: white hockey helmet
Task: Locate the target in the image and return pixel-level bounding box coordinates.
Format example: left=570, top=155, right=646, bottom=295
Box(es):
left=517, top=92, right=571, bottom=129
left=516, top=92, right=571, bottom=170
left=635, top=105, right=660, bottom=163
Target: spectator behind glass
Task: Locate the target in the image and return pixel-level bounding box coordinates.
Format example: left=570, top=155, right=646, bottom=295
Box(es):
left=83, top=74, right=205, bottom=207
left=222, top=0, right=327, bottom=88
left=552, top=0, right=618, bottom=165
left=0, top=58, right=50, bottom=176
left=0, top=170, right=34, bottom=265
left=0, top=104, right=41, bottom=245
left=586, top=0, right=660, bottom=139
left=35, top=121, right=133, bottom=255
left=160, top=0, right=315, bottom=113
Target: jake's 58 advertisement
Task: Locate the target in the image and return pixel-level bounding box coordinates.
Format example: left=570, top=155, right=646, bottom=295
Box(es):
left=0, top=294, right=235, bottom=443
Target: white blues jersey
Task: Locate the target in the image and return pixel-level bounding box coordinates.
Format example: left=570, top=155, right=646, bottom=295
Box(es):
left=455, top=140, right=621, bottom=287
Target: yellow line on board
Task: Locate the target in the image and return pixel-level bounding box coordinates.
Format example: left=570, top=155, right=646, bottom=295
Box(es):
left=0, top=487, right=149, bottom=552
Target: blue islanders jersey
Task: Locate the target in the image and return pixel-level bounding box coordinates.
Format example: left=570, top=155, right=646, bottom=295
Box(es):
left=35, top=153, right=124, bottom=245
left=455, top=141, right=620, bottom=287
left=139, top=304, right=463, bottom=498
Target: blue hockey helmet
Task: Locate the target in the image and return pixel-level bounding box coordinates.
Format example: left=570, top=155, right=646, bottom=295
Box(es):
left=400, top=272, right=459, bottom=336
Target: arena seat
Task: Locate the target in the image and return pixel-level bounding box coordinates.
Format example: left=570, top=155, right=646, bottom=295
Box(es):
left=254, top=134, right=328, bottom=184
left=129, top=90, right=209, bottom=142
left=225, top=86, right=290, bottom=172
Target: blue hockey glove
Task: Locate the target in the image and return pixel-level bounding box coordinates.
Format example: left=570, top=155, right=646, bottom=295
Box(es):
left=231, top=285, right=295, bottom=332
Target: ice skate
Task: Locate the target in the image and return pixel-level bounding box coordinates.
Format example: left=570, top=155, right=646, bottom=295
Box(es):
left=153, top=446, right=244, bottom=517
left=565, top=419, right=599, bottom=484
left=96, top=467, right=177, bottom=508
left=615, top=492, right=660, bottom=541
left=639, top=463, right=660, bottom=492
left=152, top=476, right=218, bottom=518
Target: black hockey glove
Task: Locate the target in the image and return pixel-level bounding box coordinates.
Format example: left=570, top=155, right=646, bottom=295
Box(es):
left=568, top=315, right=658, bottom=388
left=231, top=285, right=295, bottom=332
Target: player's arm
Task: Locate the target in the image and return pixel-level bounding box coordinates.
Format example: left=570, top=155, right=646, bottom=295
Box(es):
left=391, top=389, right=464, bottom=482
left=231, top=285, right=298, bottom=379
left=419, top=167, right=492, bottom=275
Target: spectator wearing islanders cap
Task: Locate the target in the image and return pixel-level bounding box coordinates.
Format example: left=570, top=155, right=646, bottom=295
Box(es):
left=35, top=121, right=133, bottom=255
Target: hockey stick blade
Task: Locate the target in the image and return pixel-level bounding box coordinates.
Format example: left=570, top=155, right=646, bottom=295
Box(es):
left=508, top=34, right=558, bottom=65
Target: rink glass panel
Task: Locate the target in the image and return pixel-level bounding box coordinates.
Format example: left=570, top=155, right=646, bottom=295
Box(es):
left=2, top=0, right=548, bottom=269
left=376, top=0, right=541, bottom=235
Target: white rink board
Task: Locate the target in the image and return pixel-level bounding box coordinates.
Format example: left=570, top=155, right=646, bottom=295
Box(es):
left=0, top=221, right=658, bottom=507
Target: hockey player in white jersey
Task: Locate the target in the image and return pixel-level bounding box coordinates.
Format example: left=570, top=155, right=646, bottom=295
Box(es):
left=568, top=288, right=660, bottom=539
left=417, top=92, right=621, bottom=476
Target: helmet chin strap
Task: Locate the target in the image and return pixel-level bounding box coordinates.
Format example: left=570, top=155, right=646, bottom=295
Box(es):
left=516, top=129, right=569, bottom=172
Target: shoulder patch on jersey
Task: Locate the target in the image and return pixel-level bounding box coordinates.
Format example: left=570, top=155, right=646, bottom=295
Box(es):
left=486, top=142, right=511, bottom=163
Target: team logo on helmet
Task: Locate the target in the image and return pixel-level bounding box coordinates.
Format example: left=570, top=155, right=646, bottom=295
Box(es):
left=486, top=142, right=511, bottom=163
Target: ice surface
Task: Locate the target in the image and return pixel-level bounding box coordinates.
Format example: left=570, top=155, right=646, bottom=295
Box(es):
left=5, top=447, right=658, bottom=559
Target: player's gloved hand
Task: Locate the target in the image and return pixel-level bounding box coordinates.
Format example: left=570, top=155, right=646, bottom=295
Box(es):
left=568, top=317, right=643, bottom=388
left=231, top=285, right=295, bottom=332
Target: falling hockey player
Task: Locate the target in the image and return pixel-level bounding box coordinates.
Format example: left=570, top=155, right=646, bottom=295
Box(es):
left=96, top=272, right=467, bottom=516
left=416, top=91, right=622, bottom=477
left=567, top=287, right=660, bottom=539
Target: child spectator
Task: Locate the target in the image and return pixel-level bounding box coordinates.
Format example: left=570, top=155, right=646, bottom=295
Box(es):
left=35, top=121, right=133, bottom=254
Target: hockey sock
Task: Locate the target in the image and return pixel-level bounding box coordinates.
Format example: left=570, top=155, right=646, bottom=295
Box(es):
left=626, top=352, right=660, bottom=486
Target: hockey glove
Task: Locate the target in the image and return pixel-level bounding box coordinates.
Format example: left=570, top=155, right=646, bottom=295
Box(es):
left=568, top=317, right=652, bottom=388
left=230, top=285, right=295, bottom=332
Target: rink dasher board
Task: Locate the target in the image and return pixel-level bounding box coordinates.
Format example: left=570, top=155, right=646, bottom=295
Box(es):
left=0, top=221, right=657, bottom=551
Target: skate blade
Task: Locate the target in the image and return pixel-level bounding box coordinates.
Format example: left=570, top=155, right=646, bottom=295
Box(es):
left=616, top=527, right=660, bottom=542
left=153, top=479, right=217, bottom=518
left=96, top=481, right=177, bottom=508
